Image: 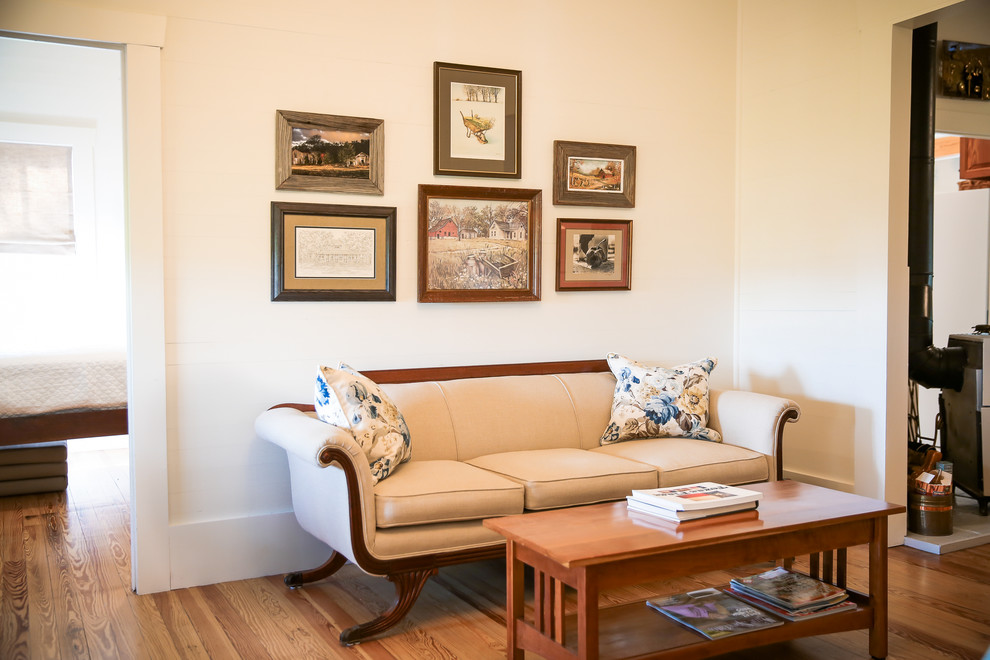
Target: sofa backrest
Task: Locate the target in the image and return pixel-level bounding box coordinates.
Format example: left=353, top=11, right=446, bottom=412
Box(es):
left=380, top=371, right=620, bottom=462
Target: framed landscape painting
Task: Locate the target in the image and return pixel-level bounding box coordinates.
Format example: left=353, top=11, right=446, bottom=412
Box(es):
left=434, top=62, right=521, bottom=178
left=553, top=140, right=636, bottom=208
left=418, top=185, right=540, bottom=302
left=555, top=218, right=632, bottom=291
left=271, top=201, right=396, bottom=301
left=275, top=110, right=384, bottom=194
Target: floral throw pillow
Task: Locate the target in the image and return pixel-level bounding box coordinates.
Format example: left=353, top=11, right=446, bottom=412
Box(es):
left=315, top=362, right=412, bottom=483
left=600, top=353, right=721, bottom=445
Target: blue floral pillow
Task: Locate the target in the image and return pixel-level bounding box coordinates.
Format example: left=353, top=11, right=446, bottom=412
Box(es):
left=315, top=362, right=412, bottom=483
left=600, top=354, right=721, bottom=445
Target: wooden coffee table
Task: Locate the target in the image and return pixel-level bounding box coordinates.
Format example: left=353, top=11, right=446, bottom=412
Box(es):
left=483, top=480, right=905, bottom=660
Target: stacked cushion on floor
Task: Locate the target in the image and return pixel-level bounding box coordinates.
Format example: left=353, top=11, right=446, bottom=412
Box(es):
left=0, top=441, right=68, bottom=496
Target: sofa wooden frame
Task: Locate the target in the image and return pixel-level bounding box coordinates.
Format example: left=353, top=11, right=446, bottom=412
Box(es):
left=269, top=359, right=799, bottom=645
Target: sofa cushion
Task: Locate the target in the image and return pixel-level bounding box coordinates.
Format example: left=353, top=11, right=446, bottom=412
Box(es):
left=601, top=354, right=721, bottom=446
left=465, top=448, right=658, bottom=510
left=590, top=437, right=769, bottom=486
left=374, top=460, right=524, bottom=528
left=315, top=362, right=412, bottom=484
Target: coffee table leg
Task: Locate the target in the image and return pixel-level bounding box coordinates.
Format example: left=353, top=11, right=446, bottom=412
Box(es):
left=869, top=518, right=889, bottom=659
left=507, top=540, right=524, bottom=660
left=576, top=570, right=599, bottom=660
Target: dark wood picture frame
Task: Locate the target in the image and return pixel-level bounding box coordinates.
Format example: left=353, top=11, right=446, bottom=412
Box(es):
left=555, top=218, right=632, bottom=291
left=275, top=110, right=384, bottom=194
left=434, top=62, right=521, bottom=178
left=271, top=201, right=396, bottom=301
left=418, top=184, right=540, bottom=303
left=553, top=140, right=636, bottom=208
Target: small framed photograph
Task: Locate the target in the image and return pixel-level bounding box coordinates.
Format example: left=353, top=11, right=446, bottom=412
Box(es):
left=271, top=201, right=396, bottom=301
left=555, top=218, right=632, bottom=291
left=434, top=62, right=521, bottom=178
left=275, top=110, right=384, bottom=194
left=553, top=140, right=636, bottom=208
left=418, top=185, right=540, bottom=302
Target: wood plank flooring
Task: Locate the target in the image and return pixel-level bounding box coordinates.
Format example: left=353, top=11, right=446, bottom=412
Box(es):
left=2, top=444, right=989, bottom=659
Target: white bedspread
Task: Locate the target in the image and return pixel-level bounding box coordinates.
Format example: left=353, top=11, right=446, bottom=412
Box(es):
left=0, top=352, right=127, bottom=418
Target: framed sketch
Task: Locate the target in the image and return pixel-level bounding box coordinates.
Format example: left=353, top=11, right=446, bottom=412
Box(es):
left=434, top=62, right=521, bottom=178
left=418, top=185, right=540, bottom=302
left=553, top=140, right=636, bottom=208
left=271, top=201, right=396, bottom=301
left=555, top=218, right=632, bottom=291
left=275, top=110, right=384, bottom=194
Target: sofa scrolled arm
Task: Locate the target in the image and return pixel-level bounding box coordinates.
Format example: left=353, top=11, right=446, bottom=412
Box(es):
left=255, top=404, right=367, bottom=470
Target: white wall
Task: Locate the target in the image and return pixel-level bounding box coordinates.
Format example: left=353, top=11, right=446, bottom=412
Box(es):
left=118, top=0, right=740, bottom=586
left=735, top=0, right=990, bottom=546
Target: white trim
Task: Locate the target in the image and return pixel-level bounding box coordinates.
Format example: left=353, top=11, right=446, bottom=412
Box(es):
left=124, top=42, right=169, bottom=594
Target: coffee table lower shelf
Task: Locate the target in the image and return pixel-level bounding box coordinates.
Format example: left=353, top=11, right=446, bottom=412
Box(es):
left=518, top=590, right=872, bottom=660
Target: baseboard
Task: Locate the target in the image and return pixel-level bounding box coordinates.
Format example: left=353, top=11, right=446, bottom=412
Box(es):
left=169, top=511, right=331, bottom=589
left=781, top=469, right=854, bottom=493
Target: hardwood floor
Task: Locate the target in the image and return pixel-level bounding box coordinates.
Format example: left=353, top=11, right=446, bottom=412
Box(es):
left=2, top=444, right=989, bottom=659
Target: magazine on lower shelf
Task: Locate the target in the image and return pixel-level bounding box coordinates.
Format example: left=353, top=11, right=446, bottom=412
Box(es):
left=725, top=588, right=857, bottom=621
left=626, top=497, right=758, bottom=521
left=628, top=482, right=762, bottom=511
left=646, top=588, right=784, bottom=640
left=729, top=567, right=848, bottom=612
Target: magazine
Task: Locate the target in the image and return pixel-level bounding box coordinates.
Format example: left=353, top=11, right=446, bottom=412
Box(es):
left=726, top=588, right=856, bottom=621
left=626, top=497, right=758, bottom=521
left=629, top=482, right=762, bottom=511
left=729, top=567, right=848, bottom=612
left=646, top=588, right=783, bottom=640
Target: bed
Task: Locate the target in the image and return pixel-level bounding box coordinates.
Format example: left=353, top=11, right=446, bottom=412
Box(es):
left=0, top=351, right=128, bottom=448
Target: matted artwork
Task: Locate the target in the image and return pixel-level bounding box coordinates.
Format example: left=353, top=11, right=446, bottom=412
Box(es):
left=555, top=218, right=632, bottom=291
left=275, top=110, right=384, bottom=194
left=434, top=62, right=521, bottom=178
left=553, top=140, right=636, bottom=207
left=940, top=41, right=990, bottom=101
left=418, top=184, right=540, bottom=302
left=271, top=201, right=395, bottom=301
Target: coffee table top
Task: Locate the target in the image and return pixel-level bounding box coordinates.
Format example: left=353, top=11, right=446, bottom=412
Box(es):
left=483, top=480, right=905, bottom=569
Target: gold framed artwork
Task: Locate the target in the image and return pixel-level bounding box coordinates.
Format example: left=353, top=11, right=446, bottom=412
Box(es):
left=553, top=140, right=636, bottom=208
left=418, top=184, right=540, bottom=302
left=271, top=201, right=396, bottom=301
left=433, top=62, right=521, bottom=178
left=555, top=218, right=632, bottom=291
left=275, top=110, right=384, bottom=194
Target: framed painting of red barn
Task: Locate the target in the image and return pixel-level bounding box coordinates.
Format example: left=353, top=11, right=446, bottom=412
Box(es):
left=417, top=184, right=541, bottom=303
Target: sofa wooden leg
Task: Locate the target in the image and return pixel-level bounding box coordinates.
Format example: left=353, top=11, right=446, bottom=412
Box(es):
left=339, top=567, right=437, bottom=645
left=284, top=550, right=348, bottom=589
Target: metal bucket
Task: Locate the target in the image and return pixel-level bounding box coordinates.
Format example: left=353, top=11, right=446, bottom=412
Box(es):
left=908, top=491, right=953, bottom=536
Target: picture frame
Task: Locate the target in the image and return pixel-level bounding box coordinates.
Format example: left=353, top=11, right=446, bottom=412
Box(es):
left=418, top=185, right=541, bottom=302
left=939, top=41, right=990, bottom=101
left=555, top=218, right=632, bottom=291
left=271, top=201, right=396, bottom=301
left=275, top=110, right=384, bottom=194
left=434, top=62, right=521, bottom=178
left=552, top=140, right=636, bottom=208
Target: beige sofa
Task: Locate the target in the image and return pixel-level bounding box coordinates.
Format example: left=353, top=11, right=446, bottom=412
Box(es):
left=255, top=359, right=800, bottom=644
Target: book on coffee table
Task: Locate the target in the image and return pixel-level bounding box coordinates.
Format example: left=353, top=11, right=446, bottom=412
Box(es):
left=729, top=566, right=848, bottom=612
left=626, top=496, right=758, bottom=521
left=629, top=482, right=762, bottom=511
left=646, top=588, right=783, bottom=640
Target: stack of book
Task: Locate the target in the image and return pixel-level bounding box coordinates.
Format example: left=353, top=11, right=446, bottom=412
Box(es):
left=626, top=482, right=762, bottom=522
left=727, top=566, right=855, bottom=621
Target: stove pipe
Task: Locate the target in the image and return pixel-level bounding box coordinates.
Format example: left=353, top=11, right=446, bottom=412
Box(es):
left=907, top=22, right=966, bottom=391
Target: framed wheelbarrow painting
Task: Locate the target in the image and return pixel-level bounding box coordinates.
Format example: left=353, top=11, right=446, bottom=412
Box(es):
left=433, top=62, right=521, bottom=178
left=417, top=184, right=541, bottom=302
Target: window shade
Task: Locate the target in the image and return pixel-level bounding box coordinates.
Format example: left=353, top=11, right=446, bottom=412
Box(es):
left=0, top=142, right=75, bottom=254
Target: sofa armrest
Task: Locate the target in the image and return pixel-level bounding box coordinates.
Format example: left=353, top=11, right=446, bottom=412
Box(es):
left=255, top=405, right=369, bottom=469
left=708, top=390, right=801, bottom=480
